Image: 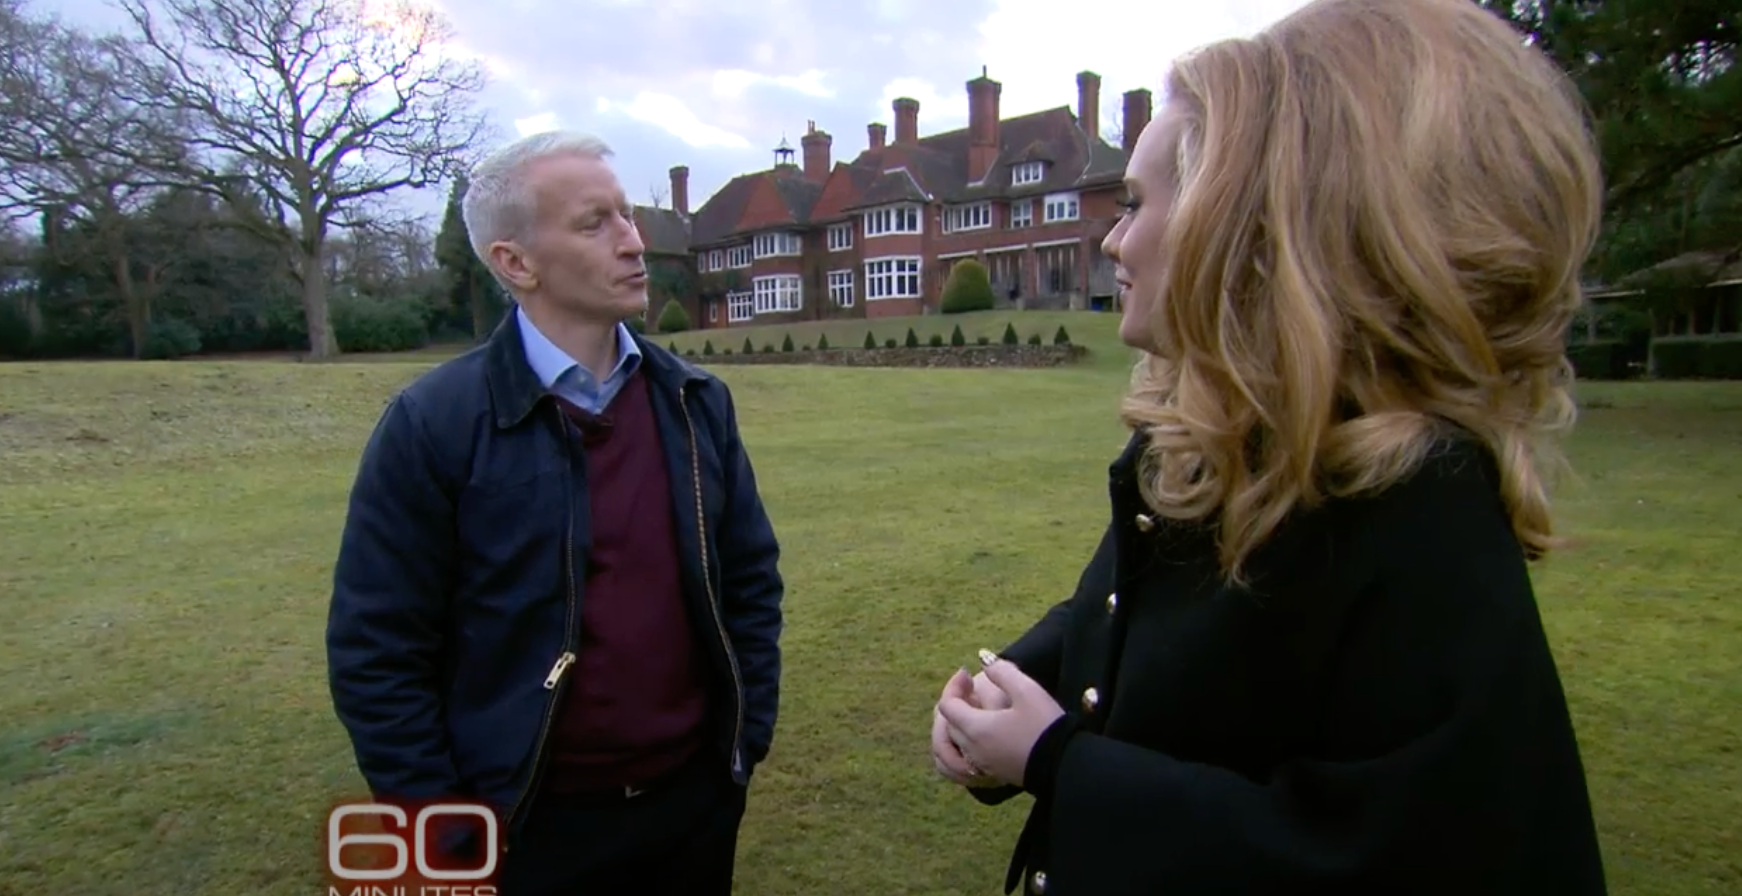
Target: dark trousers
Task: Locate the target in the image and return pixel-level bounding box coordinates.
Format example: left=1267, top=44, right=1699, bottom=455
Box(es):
left=498, top=756, right=748, bottom=896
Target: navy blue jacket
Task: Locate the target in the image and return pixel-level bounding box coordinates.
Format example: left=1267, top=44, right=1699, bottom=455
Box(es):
left=325, top=315, right=784, bottom=837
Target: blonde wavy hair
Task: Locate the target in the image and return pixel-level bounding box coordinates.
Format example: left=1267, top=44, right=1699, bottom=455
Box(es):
left=1120, top=0, right=1604, bottom=585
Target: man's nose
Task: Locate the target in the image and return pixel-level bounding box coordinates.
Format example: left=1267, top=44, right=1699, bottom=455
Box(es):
left=620, top=219, right=646, bottom=255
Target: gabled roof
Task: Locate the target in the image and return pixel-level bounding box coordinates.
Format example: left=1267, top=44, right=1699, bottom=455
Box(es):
left=834, top=106, right=1126, bottom=213
left=689, top=166, right=825, bottom=248
left=632, top=206, right=689, bottom=256
left=683, top=97, right=1133, bottom=245
left=809, top=161, right=883, bottom=222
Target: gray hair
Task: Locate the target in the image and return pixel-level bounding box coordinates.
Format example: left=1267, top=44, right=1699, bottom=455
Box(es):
left=461, top=130, right=615, bottom=268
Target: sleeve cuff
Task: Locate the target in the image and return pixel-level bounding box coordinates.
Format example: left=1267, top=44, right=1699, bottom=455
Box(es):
left=1022, top=713, right=1083, bottom=802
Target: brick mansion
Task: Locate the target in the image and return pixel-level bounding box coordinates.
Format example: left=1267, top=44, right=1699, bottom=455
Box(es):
left=629, top=68, right=1154, bottom=331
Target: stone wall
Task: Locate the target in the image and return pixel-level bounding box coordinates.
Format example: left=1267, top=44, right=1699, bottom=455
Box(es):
left=686, top=343, right=1087, bottom=369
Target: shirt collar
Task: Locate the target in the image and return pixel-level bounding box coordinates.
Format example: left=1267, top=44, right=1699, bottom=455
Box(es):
left=515, top=304, right=642, bottom=390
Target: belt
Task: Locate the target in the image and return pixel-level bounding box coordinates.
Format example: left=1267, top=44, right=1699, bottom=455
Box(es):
left=563, top=759, right=694, bottom=802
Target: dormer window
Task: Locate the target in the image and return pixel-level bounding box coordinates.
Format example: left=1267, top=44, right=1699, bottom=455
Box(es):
left=1012, top=162, right=1045, bottom=186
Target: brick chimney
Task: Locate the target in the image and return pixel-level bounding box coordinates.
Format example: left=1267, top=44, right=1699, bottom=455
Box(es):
left=669, top=164, right=689, bottom=216
left=893, top=97, right=919, bottom=145
left=867, top=122, right=887, bottom=150
left=967, top=67, right=1002, bottom=182
left=800, top=120, right=832, bottom=183
left=1122, top=88, right=1152, bottom=156
left=1077, top=71, right=1101, bottom=139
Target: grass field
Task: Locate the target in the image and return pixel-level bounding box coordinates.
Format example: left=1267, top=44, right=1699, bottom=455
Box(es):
left=0, top=310, right=1737, bottom=895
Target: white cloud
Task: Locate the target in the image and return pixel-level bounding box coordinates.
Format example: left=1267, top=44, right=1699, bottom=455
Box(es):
left=974, top=0, right=1312, bottom=124
left=875, top=77, right=970, bottom=129
left=513, top=112, right=559, bottom=136
left=597, top=93, right=753, bottom=149
left=712, top=69, right=835, bottom=99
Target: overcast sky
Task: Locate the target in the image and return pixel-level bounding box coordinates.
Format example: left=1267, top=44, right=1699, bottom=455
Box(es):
left=50, top=0, right=1313, bottom=226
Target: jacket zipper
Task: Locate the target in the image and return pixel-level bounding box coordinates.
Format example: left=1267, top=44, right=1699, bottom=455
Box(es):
left=500, top=403, right=583, bottom=847
left=679, top=382, right=746, bottom=770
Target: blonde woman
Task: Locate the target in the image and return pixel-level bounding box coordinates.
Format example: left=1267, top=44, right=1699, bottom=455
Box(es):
left=930, top=0, right=1609, bottom=893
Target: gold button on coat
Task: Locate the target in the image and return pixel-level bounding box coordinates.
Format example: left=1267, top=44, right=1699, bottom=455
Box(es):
left=1081, top=687, right=1099, bottom=712
left=1030, top=870, right=1048, bottom=893
left=1135, top=512, right=1155, bottom=532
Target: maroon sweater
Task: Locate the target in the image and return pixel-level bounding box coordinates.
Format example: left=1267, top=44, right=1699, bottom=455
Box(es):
left=543, top=370, right=711, bottom=793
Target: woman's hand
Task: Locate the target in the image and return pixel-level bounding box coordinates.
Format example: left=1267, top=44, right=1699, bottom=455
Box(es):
left=931, top=667, right=1011, bottom=788
left=935, top=654, right=1064, bottom=788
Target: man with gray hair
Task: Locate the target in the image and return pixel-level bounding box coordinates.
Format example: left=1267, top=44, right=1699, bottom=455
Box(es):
left=326, top=130, right=785, bottom=894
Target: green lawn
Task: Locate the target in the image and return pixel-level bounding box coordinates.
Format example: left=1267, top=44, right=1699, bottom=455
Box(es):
left=0, top=311, right=1736, bottom=895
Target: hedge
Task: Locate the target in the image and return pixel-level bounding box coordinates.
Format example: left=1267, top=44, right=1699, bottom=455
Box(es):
left=1566, top=340, right=1628, bottom=380
left=1651, top=334, right=1742, bottom=380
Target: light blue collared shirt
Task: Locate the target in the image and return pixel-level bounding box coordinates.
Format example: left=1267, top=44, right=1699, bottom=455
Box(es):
left=516, top=306, right=643, bottom=415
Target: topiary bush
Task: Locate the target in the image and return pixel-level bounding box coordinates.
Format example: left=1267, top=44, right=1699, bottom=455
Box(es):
left=929, top=333, right=945, bottom=347
left=1053, top=325, right=1072, bottom=345
left=817, top=333, right=830, bottom=350
left=885, top=338, right=898, bottom=348
left=703, top=340, right=715, bottom=355
left=781, top=333, right=795, bottom=352
left=1001, top=322, right=1019, bottom=345
left=977, top=336, right=990, bottom=345
left=863, top=331, right=877, bottom=349
left=742, top=337, right=755, bottom=354
left=1028, top=333, right=1042, bottom=346
left=949, top=324, right=966, bottom=346
left=939, top=259, right=996, bottom=314
left=656, top=299, right=690, bottom=333
left=905, top=328, right=920, bottom=348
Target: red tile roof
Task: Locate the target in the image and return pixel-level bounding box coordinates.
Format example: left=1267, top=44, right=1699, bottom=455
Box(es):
left=687, top=101, right=1130, bottom=246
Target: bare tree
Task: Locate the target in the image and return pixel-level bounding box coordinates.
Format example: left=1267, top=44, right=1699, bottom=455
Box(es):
left=1101, top=99, right=1124, bottom=150
left=647, top=182, right=667, bottom=210
left=0, top=1, right=187, bottom=357
left=116, top=0, right=492, bottom=357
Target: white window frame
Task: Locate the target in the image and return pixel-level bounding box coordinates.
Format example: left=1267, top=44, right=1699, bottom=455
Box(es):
left=864, top=256, right=922, bottom=300
left=708, top=300, right=719, bottom=323
left=726, top=290, right=754, bottom=323
left=862, top=203, right=922, bottom=237
left=708, top=250, right=723, bottom=270
left=726, top=244, right=752, bottom=268
left=752, top=274, right=803, bottom=314
left=1043, top=192, right=1080, bottom=223
left=753, top=231, right=803, bottom=258
left=1012, top=162, right=1044, bottom=186
left=827, top=269, right=855, bottom=306
left=944, top=202, right=992, bottom=234
left=827, top=222, right=853, bottom=251
left=1009, top=200, right=1034, bottom=228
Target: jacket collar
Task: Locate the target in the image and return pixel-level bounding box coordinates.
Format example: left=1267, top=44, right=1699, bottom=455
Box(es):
left=484, top=309, right=712, bottom=429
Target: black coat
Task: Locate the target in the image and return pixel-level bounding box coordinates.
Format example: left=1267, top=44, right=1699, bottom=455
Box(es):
left=972, top=431, right=1608, bottom=896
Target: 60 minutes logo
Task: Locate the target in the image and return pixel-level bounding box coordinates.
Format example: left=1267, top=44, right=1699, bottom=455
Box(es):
left=323, top=801, right=500, bottom=896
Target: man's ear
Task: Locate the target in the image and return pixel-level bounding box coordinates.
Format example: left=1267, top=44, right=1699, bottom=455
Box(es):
left=488, top=241, right=539, bottom=292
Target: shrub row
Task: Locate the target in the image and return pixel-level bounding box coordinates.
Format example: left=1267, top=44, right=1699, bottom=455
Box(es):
left=1566, top=335, right=1742, bottom=381
left=1649, top=335, right=1742, bottom=380
left=668, top=322, right=1072, bottom=358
